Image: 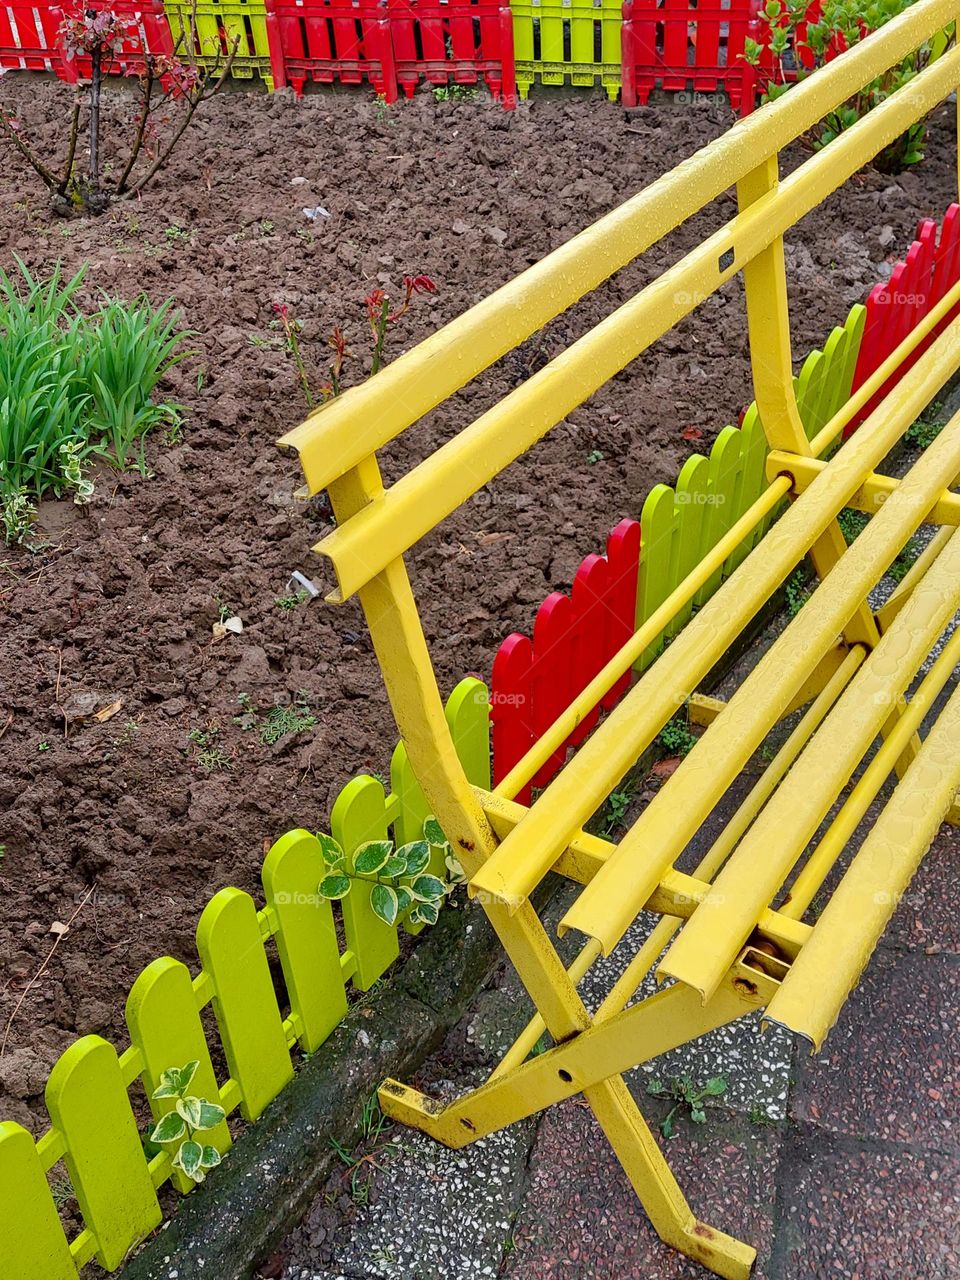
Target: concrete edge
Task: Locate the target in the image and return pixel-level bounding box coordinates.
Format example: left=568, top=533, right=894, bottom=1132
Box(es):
left=118, top=897, right=515, bottom=1280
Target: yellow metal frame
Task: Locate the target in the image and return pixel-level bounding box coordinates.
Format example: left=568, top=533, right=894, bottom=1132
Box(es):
left=279, top=6, right=960, bottom=1275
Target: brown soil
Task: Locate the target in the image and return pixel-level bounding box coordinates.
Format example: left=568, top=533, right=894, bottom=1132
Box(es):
left=0, top=77, right=956, bottom=1140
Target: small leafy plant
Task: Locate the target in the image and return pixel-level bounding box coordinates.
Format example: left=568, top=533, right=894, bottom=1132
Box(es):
left=905, top=415, right=945, bottom=450
left=784, top=566, right=811, bottom=617
left=275, top=588, right=309, bottom=611
left=1, top=3, right=237, bottom=213
left=317, top=816, right=464, bottom=928
left=259, top=693, right=317, bottom=746
left=647, top=1073, right=728, bottom=1138
left=837, top=506, right=869, bottom=544
left=274, top=274, right=437, bottom=411
left=659, top=715, right=699, bottom=757
left=0, top=260, right=188, bottom=542
left=742, top=0, right=946, bottom=172
left=149, top=1061, right=225, bottom=1183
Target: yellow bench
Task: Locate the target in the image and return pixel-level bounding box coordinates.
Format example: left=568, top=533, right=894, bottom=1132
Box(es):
left=280, top=3, right=960, bottom=1273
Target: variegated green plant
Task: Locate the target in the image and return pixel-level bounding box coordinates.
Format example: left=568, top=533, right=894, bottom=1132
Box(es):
left=148, top=1061, right=226, bottom=1184
left=316, top=816, right=465, bottom=928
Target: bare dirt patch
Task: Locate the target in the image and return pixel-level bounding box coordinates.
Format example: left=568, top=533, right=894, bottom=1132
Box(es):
left=0, top=77, right=956, bottom=1138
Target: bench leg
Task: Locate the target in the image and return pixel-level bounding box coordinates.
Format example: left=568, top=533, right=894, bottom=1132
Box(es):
left=589, top=1074, right=756, bottom=1280
left=381, top=1069, right=754, bottom=1280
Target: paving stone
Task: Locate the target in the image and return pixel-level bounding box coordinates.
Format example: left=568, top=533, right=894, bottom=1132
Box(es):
left=287, top=1108, right=536, bottom=1280
left=791, top=948, right=960, bottom=1149
left=582, top=913, right=793, bottom=1121
left=503, top=1097, right=781, bottom=1280
left=882, top=820, right=960, bottom=955
left=776, top=1128, right=960, bottom=1280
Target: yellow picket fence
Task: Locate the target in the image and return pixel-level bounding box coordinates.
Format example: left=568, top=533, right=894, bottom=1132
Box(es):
left=0, top=679, right=488, bottom=1277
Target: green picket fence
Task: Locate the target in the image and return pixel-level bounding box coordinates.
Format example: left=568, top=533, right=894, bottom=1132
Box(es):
left=635, top=301, right=867, bottom=668
left=0, top=678, right=489, bottom=1278
left=512, top=0, right=623, bottom=100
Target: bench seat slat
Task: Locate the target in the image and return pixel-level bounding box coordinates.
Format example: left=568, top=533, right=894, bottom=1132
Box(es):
left=764, top=676, right=960, bottom=1050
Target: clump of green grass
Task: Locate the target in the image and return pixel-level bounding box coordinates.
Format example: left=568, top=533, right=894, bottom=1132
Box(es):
left=905, top=416, right=945, bottom=451
left=659, top=714, right=699, bottom=757
left=0, top=258, right=189, bottom=542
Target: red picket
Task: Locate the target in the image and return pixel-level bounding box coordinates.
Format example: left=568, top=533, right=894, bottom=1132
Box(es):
left=603, top=517, right=641, bottom=708
left=53, top=0, right=175, bottom=84
left=621, top=0, right=757, bottom=114
left=530, top=593, right=577, bottom=788
left=847, top=210, right=960, bottom=437
left=264, top=0, right=398, bottom=99
left=491, top=632, right=535, bottom=804
left=491, top=518, right=642, bottom=798
left=0, top=2, right=61, bottom=70
left=389, top=0, right=515, bottom=106
left=570, top=555, right=611, bottom=746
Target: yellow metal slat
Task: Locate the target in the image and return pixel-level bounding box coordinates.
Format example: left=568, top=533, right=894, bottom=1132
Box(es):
left=657, top=524, right=960, bottom=1003
left=764, top=676, right=960, bottom=1050
left=278, top=0, right=958, bottom=499
left=472, top=323, right=960, bottom=916
left=306, top=41, right=960, bottom=604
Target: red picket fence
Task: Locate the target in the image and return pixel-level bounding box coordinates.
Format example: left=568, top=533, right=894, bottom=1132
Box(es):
left=390, top=0, right=515, bottom=104
left=265, top=0, right=514, bottom=101
left=0, top=2, right=61, bottom=70
left=491, top=518, right=640, bottom=804
left=265, top=0, right=397, bottom=98
left=621, top=0, right=758, bottom=113
left=54, top=0, right=175, bottom=83
left=847, top=206, right=960, bottom=437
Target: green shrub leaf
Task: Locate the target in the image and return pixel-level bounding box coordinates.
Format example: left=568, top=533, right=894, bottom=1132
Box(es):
left=200, top=1144, right=222, bottom=1170
left=423, top=817, right=445, bottom=846
left=197, top=1100, right=226, bottom=1130
left=371, top=883, right=399, bottom=927
left=319, top=873, right=351, bottom=900
left=398, top=840, right=430, bottom=876
left=394, top=886, right=413, bottom=916
left=353, top=840, right=393, bottom=876
left=174, top=1139, right=204, bottom=1179
left=411, top=874, right=446, bottom=903
left=317, top=832, right=345, bottom=867
left=176, top=1096, right=203, bottom=1129
left=412, top=900, right=439, bottom=926
left=150, top=1112, right=187, bottom=1145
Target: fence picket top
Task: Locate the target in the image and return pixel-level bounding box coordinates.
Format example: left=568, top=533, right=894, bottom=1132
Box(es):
left=45, top=1035, right=162, bottom=1271
left=125, top=955, right=233, bottom=1193
left=670, top=452, right=710, bottom=636
left=262, top=829, right=349, bottom=1049
left=331, top=774, right=401, bottom=990
left=0, top=1121, right=78, bottom=1279
left=196, top=888, right=293, bottom=1121
left=637, top=482, right=680, bottom=667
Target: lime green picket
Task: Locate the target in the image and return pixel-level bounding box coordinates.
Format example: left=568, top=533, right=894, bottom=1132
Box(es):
left=726, top=408, right=771, bottom=573
left=635, top=484, right=677, bottom=669
left=513, top=0, right=622, bottom=100
left=694, top=426, right=746, bottom=603
left=45, top=1037, right=161, bottom=1270
left=0, top=1122, right=77, bottom=1278
left=262, top=829, right=349, bottom=1050
left=196, top=889, right=293, bottom=1120
left=668, top=454, right=710, bottom=637
left=163, top=0, right=274, bottom=86
left=446, top=677, right=492, bottom=793
left=125, top=956, right=232, bottom=1194
left=331, top=774, right=400, bottom=990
